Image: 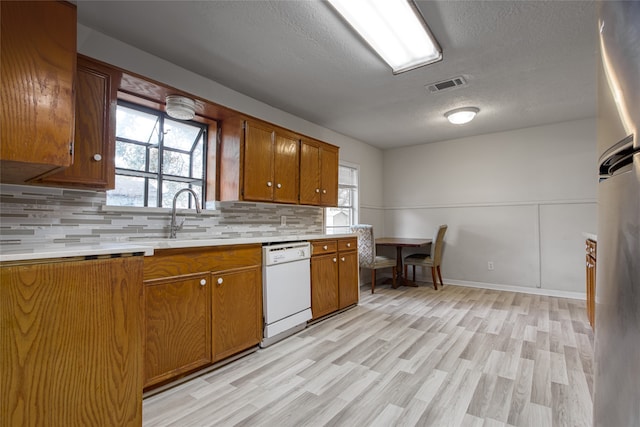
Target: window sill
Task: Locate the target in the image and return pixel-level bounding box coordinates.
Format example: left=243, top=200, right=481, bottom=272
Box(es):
left=101, top=202, right=219, bottom=216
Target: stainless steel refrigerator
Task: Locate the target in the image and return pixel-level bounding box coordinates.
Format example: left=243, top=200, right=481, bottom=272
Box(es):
left=593, top=1, right=640, bottom=426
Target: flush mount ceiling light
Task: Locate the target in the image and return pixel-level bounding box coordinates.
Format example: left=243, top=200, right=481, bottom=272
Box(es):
left=327, top=0, right=442, bottom=74
left=165, top=95, right=196, bottom=120
left=445, top=107, right=479, bottom=125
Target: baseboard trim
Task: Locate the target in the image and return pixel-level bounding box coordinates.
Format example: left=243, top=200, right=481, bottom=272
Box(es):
left=441, top=278, right=586, bottom=300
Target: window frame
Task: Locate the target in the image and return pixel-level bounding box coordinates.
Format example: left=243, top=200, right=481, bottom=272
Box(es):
left=325, top=161, right=359, bottom=235
left=108, top=100, right=208, bottom=209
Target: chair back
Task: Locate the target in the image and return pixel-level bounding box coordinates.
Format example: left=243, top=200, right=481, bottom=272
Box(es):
left=431, top=225, right=448, bottom=266
left=350, top=224, right=375, bottom=268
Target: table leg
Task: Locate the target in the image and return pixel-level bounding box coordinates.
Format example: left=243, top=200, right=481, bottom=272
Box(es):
left=396, top=246, right=417, bottom=287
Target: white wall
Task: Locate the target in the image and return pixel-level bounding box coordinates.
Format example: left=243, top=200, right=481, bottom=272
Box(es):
left=77, top=24, right=384, bottom=215
left=382, top=119, right=598, bottom=297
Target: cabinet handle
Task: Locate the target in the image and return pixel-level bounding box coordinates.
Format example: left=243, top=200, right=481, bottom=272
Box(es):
left=333, top=258, right=337, bottom=263
left=346, top=243, right=351, bottom=248
left=315, top=188, right=320, bottom=193
left=322, top=189, right=327, bottom=194
left=323, top=245, right=328, bottom=250
left=267, top=181, right=273, bottom=187
left=200, top=279, right=207, bottom=286
left=92, top=154, right=102, bottom=162
left=217, top=277, right=224, bottom=285
left=341, top=257, right=345, bottom=262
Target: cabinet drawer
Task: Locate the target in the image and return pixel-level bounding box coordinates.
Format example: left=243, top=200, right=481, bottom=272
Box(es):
left=144, top=244, right=261, bottom=280
left=338, top=237, right=357, bottom=252
left=311, top=240, right=337, bottom=255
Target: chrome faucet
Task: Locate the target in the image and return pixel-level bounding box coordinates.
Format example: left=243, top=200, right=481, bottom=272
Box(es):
left=170, top=188, right=202, bottom=239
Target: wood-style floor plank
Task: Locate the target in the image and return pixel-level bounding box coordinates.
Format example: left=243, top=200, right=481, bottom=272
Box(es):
left=143, top=284, right=593, bottom=426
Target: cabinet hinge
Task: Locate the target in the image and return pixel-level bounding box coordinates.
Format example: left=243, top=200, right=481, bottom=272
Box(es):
left=69, top=141, right=74, bottom=156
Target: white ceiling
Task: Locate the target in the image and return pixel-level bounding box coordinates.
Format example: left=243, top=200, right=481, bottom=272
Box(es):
left=77, top=0, right=598, bottom=149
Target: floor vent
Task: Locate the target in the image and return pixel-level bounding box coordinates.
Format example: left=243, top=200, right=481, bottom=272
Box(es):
left=426, top=76, right=467, bottom=93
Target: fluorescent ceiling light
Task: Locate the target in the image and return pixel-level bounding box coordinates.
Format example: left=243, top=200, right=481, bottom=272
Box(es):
left=445, top=107, right=479, bottom=125
left=327, top=0, right=442, bottom=74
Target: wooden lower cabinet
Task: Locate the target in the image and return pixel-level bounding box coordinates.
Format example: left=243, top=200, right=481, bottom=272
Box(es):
left=212, top=267, right=262, bottom=362
left=338, top=249, right=359, bottom=309
left=311, top=252, right=340, bottom=319
left=143, top=274, right=212, bottom=388
left=310, top=237, right=358, bottom=320
left=1, top=256, right=144, bottom=427
left=586, top=239, right=597, bottom=327
left=142, top=244, right=262, bottom=390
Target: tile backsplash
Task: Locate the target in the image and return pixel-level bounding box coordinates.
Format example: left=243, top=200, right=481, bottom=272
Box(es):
left=0, top=184, right=324, bottom=246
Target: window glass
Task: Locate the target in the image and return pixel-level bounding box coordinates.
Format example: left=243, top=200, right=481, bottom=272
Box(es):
left=163, top=119, right=202, bottom=151
left=116, top=105, right=158, bottom=143
left=162, top=150, right=191, bottom=177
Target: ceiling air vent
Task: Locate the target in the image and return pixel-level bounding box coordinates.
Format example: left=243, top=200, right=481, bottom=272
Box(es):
left=426, top=76, right=467, bottom=93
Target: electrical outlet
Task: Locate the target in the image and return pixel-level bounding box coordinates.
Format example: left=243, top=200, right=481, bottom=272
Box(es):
left=280, top=215, right=286, bottom=226
left=488, top=261, right=494, bottom=271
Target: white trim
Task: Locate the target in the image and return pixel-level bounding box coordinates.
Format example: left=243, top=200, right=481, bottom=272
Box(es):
left=442, top=278, right=586, bottom=300
left=381, top=199, right=597, bottom=210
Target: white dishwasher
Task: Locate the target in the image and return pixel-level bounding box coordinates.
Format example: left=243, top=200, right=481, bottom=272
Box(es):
left=261, top=241, right=312, bottom=348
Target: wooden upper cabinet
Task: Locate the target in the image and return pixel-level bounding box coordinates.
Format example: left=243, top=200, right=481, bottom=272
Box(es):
left=242, top=120, right=299, bottom=204
left=243, top=121, right=275, bottom=201
left=300, top=138, right=339, bottom=207
left=39, top=55, right=120, bottom=189
left=274, top=133, right=300, bottom=203
left=0, top=1, right=77, bottom=184
left=320, top=144, right=339, bottom=206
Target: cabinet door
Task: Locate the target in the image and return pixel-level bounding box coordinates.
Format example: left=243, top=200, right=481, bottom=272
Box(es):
left=1, top=257, right=143, bottom=426
left=274, top=133, right=299, bottom=203
left=339, top=250, right=359, bottom=309
left=144, top=274, right=212, bottom=388
left=212, top=267, right=262, bottom=362
left=0, top=1, right=76, bottom=183
left=320, top=145, right=339, bottom=207
left=586, top=253, right=596, bottom=327
left=300, top=140, right=321, bottom=205
left=243, top=121, right=274, bottom=201
left=41, top=56, right=119, bottom=189
left=311, top=253, right=339, bottom=319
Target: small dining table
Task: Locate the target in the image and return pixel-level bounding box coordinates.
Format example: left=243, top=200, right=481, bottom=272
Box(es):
left=375, top=237, right=432, bottom=287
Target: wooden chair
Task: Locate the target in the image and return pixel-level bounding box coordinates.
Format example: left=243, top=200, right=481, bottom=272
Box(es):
left=351, top=224, right=396, bottom=293
left=403, top=225, right=448, bottom=290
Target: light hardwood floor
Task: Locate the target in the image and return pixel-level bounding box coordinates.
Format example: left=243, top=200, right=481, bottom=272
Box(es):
left=143, top=283, right=594, bottom=427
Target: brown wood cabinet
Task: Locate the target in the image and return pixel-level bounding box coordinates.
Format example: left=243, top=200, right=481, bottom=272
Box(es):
left=1, top=256, right=144, bottom=426
left=0, top=1, right=77, bottom=184
left=218, top=117, right=339, bottom=207
left=143, top=274, right=212, bottom=388
left=300, top=138, right=339, bottom=207
left=586, top=238, right=596, bottom=327
left=212, top=267, right=262, bottom=362
left=142, top=244, right=262, bottom=389
left=243, top=120, right=299, bottom=204
left=39, top=55, right=120, bottom=189
left=338, top=237, right=359, bottom=309
left=310, top=237, right=358, bottom=320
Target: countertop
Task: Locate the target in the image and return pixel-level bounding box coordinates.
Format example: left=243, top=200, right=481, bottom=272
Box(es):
left=582, top=232, right=597, bottom=241
left=0, top=233, right=356, bottom=263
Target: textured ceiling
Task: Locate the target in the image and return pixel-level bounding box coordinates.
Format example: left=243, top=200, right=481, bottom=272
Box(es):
left=77, top=0, right=597, bottom=149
